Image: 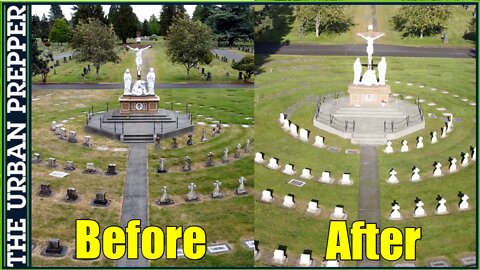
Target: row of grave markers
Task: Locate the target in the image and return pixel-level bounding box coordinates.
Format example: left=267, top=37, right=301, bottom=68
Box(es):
left=389, top=192, right=471, bottom=220
left=33, top=154, right=117, bottom=176
left=387, top=146, right=475, bottom=184
left=51, top=121, right=93, bottom=147
left=255, top=152, right=353, bottom=185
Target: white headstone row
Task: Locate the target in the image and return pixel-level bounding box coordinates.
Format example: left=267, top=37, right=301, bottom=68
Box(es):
left=278, top=115, right=327, bottom=148
left=264, top=243, right=339, bottom=267
left=388, top=193, right=470, bottom=220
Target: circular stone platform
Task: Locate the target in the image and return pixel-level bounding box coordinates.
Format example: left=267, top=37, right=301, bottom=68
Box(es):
left=85, top=109, right=194, bottom=143
left=314, top=96, right=425, bottom=145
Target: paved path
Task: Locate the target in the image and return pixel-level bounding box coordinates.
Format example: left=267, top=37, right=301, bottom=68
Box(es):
left=213, top=49, right=245, bottom=61
left=116, top=143, right=149, bottom=267
left=255, top=43, right=475, bottom=58
left=32, top=82, right=253, bottom=90
left=52, top=51, right=77, bottom=61
left=358, top=145, right=381, bottom=267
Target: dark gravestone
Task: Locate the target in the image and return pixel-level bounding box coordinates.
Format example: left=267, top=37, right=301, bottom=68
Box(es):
left=206, top=152, right=214, bottom=167
left=186, top=133, right=193, bottom=146
left=41, top=238, right=67, bottom=257
left=87, top=64, right=90, bottom=71
left=32, top=153, right=42, bottom=164
left=55, top=60, right=60, bottom=66
left=64, top=188, right=78, bottom=202
left=105, top=164, right=117, bottom=176
left=38, top=184, right=52, bottom=197
left=157, top=158, right=167, bottom=173
left=64, top=161, right=75, bottom=171
left=206, top=72, right=212, bottom=81
left=182, top=156, right=191, bottom=172
left=170, top=137, right=178, bottom=149
left=91, top=192, right=110, bottom=207
left=69, top=55, right=72, bottom=60
left=63, top=56, right=67, bottom=63
left=238, top=72, right=243, bottom=80
left=83, top=67, right=87, bottom=75
left=201, top=67, right=205, bottom=74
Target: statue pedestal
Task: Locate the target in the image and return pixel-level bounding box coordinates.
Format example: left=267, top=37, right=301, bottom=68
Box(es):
left=119, top=95, right=160, bottom=114
left=347, top=84, right=391, bottom=105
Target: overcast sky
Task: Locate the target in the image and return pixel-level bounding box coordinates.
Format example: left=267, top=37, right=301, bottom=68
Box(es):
left=32, top=5, right=196, bottom=21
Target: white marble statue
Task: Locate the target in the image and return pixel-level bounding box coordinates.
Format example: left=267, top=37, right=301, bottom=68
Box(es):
left=131, top=80, right=148, bottom=96
left=123, top=69, right=132, bottom=95
left=353, top=58, right=362, bottom=85
left=361, top=69, right=378, bottom=86
left=126, top=45, right=152, bottom=74
left=146, top=68, right=155, bottom=95
left=357, top=26, right=385, bottom=68
left=377, top=57, right=387, bottom=85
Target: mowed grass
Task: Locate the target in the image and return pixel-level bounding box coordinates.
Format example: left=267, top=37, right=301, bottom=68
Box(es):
left=32, top=88, right=254, bottom=266
left=33, top=39, right=252, bottom=84
left=257, top=5, right=474, bottom=47
left=254, top=54, right=476, bottom=266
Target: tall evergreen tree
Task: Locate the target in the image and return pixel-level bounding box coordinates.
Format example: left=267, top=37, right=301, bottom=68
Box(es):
left=40, top=14, right=51, bottom=39
left=49, top=4, right=64, bottom=23
left=108, top=5, right=139, bottom=43
left=159, top=5, right=187, bottom=36
left=205, top=5, right=254, bottom=46
left=72, top=5, right=108, bottom=26
left=32, top=15, right=42, bottom=38
left=192, top=5, right=212, bottom=22
left=148, top=14, right=160, bottom=35
left=141, top=19, right=150, bottom=36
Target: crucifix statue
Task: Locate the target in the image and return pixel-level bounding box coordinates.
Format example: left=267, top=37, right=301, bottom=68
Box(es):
left=126, top=45, right=152, bottom=78
left=356, top=24, right=384, bottom=69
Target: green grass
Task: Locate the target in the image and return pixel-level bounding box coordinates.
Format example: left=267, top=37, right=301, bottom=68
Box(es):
left=257, top=5, right=474, bottom=47
left=32, top=87, right=254, bottom=266
left=254, top=54, right=476, bottom=266
left=33, top=39, right=252, bottom=84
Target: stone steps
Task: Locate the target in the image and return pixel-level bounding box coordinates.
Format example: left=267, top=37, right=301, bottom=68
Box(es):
left=121, top=134, right=155, bottom=143
left=334, top=107, right=406, bottom=118
left=351, top=133, right=387, bottom=145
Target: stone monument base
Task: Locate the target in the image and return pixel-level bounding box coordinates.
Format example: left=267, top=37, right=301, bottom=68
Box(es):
left=348, top=84, right=391, bottom=105
left=119, top=95, right=160, bottom=114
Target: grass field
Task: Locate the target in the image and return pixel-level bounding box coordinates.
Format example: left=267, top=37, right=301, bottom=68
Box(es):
left=33, top=39, right=253, bottom=84
left=31, top=87, right=254, bottom=266
left=254, top=54, right=476, bottom=266
left=256, top=5, right=475, bottom=47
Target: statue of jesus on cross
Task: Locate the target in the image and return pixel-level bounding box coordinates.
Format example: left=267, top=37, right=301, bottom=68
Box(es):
left=357, top=24, right=384, bottom=69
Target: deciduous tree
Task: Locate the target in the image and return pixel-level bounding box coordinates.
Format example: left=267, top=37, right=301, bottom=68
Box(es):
left=49, top=19, right=71, bottom=44
left=293, top=5, right=353, bottom=37
left=232, top=55, right=254, bottom=80
left=392, top=5, right=453, bottom=38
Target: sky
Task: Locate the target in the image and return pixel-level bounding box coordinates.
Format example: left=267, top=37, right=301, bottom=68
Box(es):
left=32, top=5, right=196, bottom=21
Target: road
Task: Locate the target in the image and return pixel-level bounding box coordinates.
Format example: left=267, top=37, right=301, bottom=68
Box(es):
left=32, top=82, right=253, bottom=90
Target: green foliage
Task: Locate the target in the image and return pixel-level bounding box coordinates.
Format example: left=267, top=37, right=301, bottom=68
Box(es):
left=72, top=5, right=108, bottom=27
left=32, top=15, right=42, bottom=38
left=148, top=14, right=160, bottom=36
left=108, top=5, right=139, bottom=44
left=392, top=5, right=453, bottom=38
left=159, top=5, right=187, bottom=36
left=141, top=19, right=149, bottom=36
left=165, top=17, right=214, bottom=77
left=293, top=5, right=353, bottom=37
left=39, top=14, right=51, bottom=40
left=32, top=39, right=52, bottom=82
left=192, top=5, right=212, bottom=22
left=205, top=5, right=254, bottom=47
left=48, top=19, right=70, bottom=44
left=202, top=51, right=214, bottom=65
left=231, top=55, right=254, bottom=80
left=48, top=4, right=64, bottom=23
left=71, top=18, right=120, bottom=79
left=254, top=6, right=273, bottom=39
left=463, top=17, right=476, bottom=41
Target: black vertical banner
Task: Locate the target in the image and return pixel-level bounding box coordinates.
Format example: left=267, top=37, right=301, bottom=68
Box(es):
left=2, top=3, right=30, bottom=268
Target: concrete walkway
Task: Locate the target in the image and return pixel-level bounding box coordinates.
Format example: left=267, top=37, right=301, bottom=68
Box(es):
left=358, top=145, right=381, bottom=267
left=255, top=43, right=475, bottom=58
left=116, top=143, right=150, bottom=267
left=213, top=49, right=245, bottom=61
left=32, top=82, right=253, bottom=90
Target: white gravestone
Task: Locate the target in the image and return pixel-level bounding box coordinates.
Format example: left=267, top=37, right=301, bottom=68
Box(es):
left=461, top=152, right=469, bottom=167
left=282, top=164, right=296, bottom=175
left=282, top=119, right=290, bottom=131
left=435, top=195, right=449, bottom=215
left=289, top=123, right=298, bottom=137
left=400, top=140, right=409, bottom=152
left=377, top=57, right=387, bottom=85
left=416, top=136, right=424, bottom=149
left=449, top=158, right=457, bottom=172
left=413, top=198, right=427, bottom=218
left=319, top=171, right=334, bottom=184
left=330, top=205, right=347, bottom=220
left=267, top=158, right=280, bottom=170
left=431, top=131, right=438, bottom=144
left=261, top=189, right=273, bottom=203
left=433, top=163, right=442, bottom=177
left=282, top=194, right=295, bottom=208
left=299, top=128, right=309, bottom=142
left=272, top=249, right=287, bottom=264
left=339, top=173, right=353, bottom=185
left=306, top=200, right=321, bottom=215
left=389, top=200, right=402, bottom=220
left=254, top=152, right=265, bottom=164
left=279, top=113, right=286, bottom=125
left=123, top=69, right=132, bottom=95
left=440, top=127, right=447, bottom=139
left=146, top=68, right=155, bottom=95
left=324, top=260, right=340, bottom=267
left=51, top=121, right=57, bottom=131
left=411, top=167, right=421, bottom=182
left=446, top=121, right=453, bottom=133
left=300, top=168, right=314, bottom=179
left=458, top=192, right=470, bottom=211
left=384, top=141, right=393, bottom=153
left=298, top=253, right=314, bottom=267
left=472, top=147, right=476, bottom=161
left=387, top=168, right=399, bottom=184
left=313, top=136, right=325, bottom=148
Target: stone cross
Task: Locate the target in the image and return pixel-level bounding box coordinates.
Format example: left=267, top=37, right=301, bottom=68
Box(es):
left=171, top=137, right=178, bottom=149
left=431, top=131, right=438, bottom=144
left=458, top=191, right=469, bottom=210
left=416, top=136, right=424, bottom=149
left=385, top=141, right=393, bottom=153
left=236, top=176, right=247, bottom=195
left=449, top=157, right=457, bottom=172
left=186, top=133, right=193, bottom=146
left=400, top=140, right=408, bottom=152
left=212, top=180, right=223, bottom=198
left=235, top=143, right=241, bottom=158
left=186, top=182, right=198, bottom=201
left=206, top=152, right=214, bottom=167
left=461, top=152, right=469, bottom=167
left=245, top=139, right=250, bottom=153
left=183, top=156, right=191, bottom=171
left=201, top=130, right=208, bottom=142
left=411, top=167, right=421, bottom=181
left=433, top=163, right=442, bottom=177
left=223, top=147, right=229, bottom=163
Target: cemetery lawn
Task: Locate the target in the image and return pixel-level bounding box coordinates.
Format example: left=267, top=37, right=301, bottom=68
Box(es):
left=254, top=54, right=476, bottom=266
left=31, top=87, right=253, bottom=266
left=33, top=39, right=251, bottom=84
left=257, top=5, right=474, bottom=47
